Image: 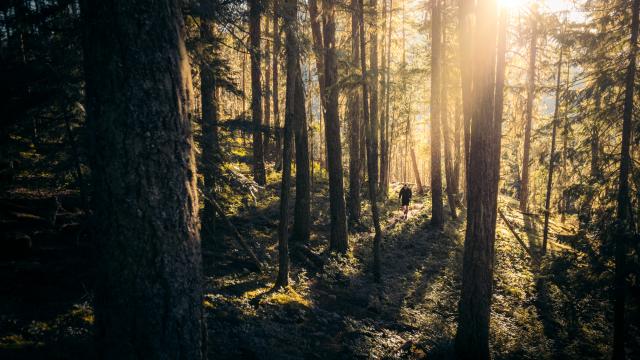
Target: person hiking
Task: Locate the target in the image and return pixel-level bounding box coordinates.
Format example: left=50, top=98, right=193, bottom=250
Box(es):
left=399, top=183, right=412, bottom=220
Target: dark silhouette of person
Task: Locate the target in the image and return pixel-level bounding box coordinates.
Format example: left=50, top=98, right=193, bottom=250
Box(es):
left=399, top=183, right=412, bottom=220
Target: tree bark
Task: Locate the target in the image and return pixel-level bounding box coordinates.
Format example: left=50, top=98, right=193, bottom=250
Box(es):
left=453, top=95, right=462, bottom=199
left=613, top=0, right=639, bottom=357
left=250, top=0, right=266, bottom=185
left=520, top=12, right=537, bottom=212
left=378, top=0, right=390, bottom=198
left=348, top=0, right=362, bottom=224
left=274, top=0, right=282, bottom=170
left=275, top=0, right=301, bottom=288
left=441, top=4, right=457, bottom=219
left=459, top=0, right=473, bottom=198
left=82, top=0, right=205, bottom=357
left=369, top=0, right=380, bottom=200
left=541, top=43, right=564, bottom=256
left=308, top=0, right=326, bottom=110
left=430, top=0, right=444, bottom=227
left=492, top=9, right=507, bottom=172
left=359, top=0, right=383, bottom=282
left=590, top=91, right=601, bottom=180
left=455, top=2, right=501, bottom=359
left=199, top=13, right=221, bottom=245
left=410, top=147, right=423, bottom=193
left=291, top=61, right=311, bottom=246
left=264, top=16, right=272, bottom=159
left=380, top=0, right=393, bottom=197
left=323, top=0, right=349, bottom=253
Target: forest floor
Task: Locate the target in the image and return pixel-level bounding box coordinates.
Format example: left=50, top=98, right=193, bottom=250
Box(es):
left=203, top=179, right=620, bottom=360
left=0, top=176, right=633, bottom=359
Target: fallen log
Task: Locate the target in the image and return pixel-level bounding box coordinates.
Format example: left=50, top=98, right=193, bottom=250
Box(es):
left=498, top=208, right=534, bottom=258
left=207, top=197, right=263, bottom=272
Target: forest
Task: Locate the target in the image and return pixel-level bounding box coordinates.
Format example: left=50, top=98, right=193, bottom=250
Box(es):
left=0, top=0, right=639, bottom=358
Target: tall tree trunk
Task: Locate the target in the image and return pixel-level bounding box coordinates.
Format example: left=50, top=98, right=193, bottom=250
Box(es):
left=250, top=0, right=266, bottom=185
left=243, top=50, right=247, bottom=118
left=308, top=0, right=327, bottom=175
left=441, top=4, right=457, bottom=219
left=380, top=0, right=393, bottom=197
left=541, top=43, right=564, bottom=256
left=455, top=2, right=501, bottom=359
left=199, top=14, right=221, bottom=245
left=590, top=91, right=601, bottom=180
left=560, top=52, right=570, bottom=224
left=348, top=0, right=363, bottom=224
left=520, top=12, right=537, bottom=212
left=323, top=0, right=349, bottom=253
left=430, top=0, right=444, bottom=227
left=82, top=0, right=205, bottom=357
left=378, top=0, right=388, bottom=198
left=613, top=0, right=639, bottom=357
left=360, top=105, right=368, bottom=181
left=308, top=63, right=316, bottom=192
left=275, top=0, right=301, bottom=288
left=274, top=0, right=282, bottom=170
left=401, top=0, right=408, bottom=186
left=291, top=61, right=311, bottom=246
left=410, top=147, right=423, bottom=192
left=369, top=0, right=380, bottom=198
left=453, top=95, right=462, bottom=199
left=264, top=16, right=271, bottom=160
left=493, top=9, right=507, bottom=165
left=459, top=0, right=473, bottom=199
left=308, top=0, right=326, bottom=109
left=359, top=0, right=383, bottom=282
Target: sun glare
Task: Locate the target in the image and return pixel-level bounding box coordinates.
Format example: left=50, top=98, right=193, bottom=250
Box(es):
left=498, top=0, right=530, bottom=10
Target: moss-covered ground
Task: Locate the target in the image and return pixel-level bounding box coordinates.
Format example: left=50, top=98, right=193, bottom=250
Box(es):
left=0, top=172, right=636, bottom=359
left=203, top=177, right=629, bottom=359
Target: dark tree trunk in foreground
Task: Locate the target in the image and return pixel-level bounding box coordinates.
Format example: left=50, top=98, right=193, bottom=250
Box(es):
left=323, top=0, right=349, bottom=253
left=250, top=0, right=266, bottom=185
left=348, top=0, right=362, bottom=224
left=613, top=0, right=639, bottom=357
left=455, top=2, right=502, bottom=359
left=430, top=0, right=444, bottom=227
left=541, top=44, right=564, bottom=256
left=520, top=12, right=537, bottom=212
left=199, top=15, right=221, bottom=245
left=291, top=61, right=311, bottom=246
left=275, top=0, right=301, bottom=288
left=82, top=1, right=205, bottom=357
left=359, top=0, right=383, bottom=282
